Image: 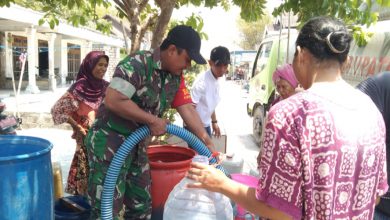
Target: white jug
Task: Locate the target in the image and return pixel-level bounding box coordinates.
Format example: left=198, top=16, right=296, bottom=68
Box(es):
left=163, top=155, right=233, bottom=220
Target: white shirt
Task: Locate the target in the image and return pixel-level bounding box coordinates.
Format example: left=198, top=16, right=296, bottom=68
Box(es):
left=191, top=69, right=222, bottom=127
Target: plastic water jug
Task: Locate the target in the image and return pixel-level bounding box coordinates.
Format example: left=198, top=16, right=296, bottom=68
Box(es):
left=163, top=155, right=233, bottom=220
left=221, top=153, right=244, bottom=174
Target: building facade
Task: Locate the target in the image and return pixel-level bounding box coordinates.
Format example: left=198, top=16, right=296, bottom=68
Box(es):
left=0, top=5, right=124, bottom=93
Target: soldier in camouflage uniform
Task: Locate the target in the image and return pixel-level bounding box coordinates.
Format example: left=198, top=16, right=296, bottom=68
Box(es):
left=85, top=25, right=215, bottom=219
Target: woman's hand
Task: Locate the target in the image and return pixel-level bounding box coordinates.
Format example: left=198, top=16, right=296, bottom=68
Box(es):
left=186, top=162, right=230, bottom=193
left=68, top=117, right=87, bottom=136
left=77, top=125, right=88, bottom=136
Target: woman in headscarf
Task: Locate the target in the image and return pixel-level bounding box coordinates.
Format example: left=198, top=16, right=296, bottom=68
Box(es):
left=271, top=63, right=299, bottom=105
left=256, top=64, right=300, bottom=165
left=51, top=51, right=109, bottom=195
left=186, top=17, right=387, bottom=219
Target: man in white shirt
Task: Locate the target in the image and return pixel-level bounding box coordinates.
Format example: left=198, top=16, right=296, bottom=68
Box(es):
left=190, top=46, right=230, bottom=137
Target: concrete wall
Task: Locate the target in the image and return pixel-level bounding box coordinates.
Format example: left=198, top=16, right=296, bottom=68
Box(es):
left=54, top=35, right=62, bottom=79
left=106, top=46, right=121, bottom=80
left=0, top=31, right=123, bottom=89
left=92, top=44, right=121, bottom=81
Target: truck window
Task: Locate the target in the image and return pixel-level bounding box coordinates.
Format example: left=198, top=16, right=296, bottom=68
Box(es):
left=276, top=37, right=296, bottom=66
left=252, top=41, right=272, bottom=78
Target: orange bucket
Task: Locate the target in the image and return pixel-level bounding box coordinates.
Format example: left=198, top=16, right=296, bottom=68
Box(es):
left=147, top=145, right=196, bottom=220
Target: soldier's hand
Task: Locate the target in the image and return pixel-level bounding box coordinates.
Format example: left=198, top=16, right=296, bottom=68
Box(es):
left=148, top=117, right=169, bottom=136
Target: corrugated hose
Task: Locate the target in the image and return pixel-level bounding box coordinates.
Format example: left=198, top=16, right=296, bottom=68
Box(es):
left=101, top=124, right=227, bottom=220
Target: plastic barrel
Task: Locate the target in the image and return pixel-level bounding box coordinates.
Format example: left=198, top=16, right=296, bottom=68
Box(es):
left=147, top=145, right=196, bottom=220
left=0, top=135, right=54, bottom=220
left=54, top=195, right=91, bottom=220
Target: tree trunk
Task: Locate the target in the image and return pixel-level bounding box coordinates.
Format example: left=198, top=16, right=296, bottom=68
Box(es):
left=129, top=16, right=141, bottom=55
left=130, top=33, right=142, bottom=55
left=120, top=20, right=130, bottom=54
left=150, top=0, right=176, bottom=49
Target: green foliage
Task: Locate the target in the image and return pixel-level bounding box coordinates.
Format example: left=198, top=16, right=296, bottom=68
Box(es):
left=169, top=13, right=208, bottom=40
left=8, top=0, right=270, bottom=53
left=273, top=0, right=372, bottom=26
left=237, top=14, right=272, bottom=50
left=177, top=0, right=228, bottom=9
left=15, top=0, right=113, bottom=34
left=352, top=26, right=374, bottom=46
left=272, top=0, right=390, bottom=46
left=140, top=5, right=158, bottom=23
left=232, top=0, right=267, bottom=22
left=119, top=48, right=128, bottom=59
left=0, top=0, right=14, bottom=7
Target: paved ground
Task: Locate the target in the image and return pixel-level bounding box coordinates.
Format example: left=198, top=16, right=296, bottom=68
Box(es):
left=0, top=80, right=260, bottom=194
left=217, top=80, right=259, bottom=175
left=0, top=85, right=68, bottom=114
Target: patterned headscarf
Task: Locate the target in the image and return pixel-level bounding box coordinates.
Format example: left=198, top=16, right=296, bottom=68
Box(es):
left=272, top=64, right=299, bottom=88
left=68, top=51, right=109, bottom=110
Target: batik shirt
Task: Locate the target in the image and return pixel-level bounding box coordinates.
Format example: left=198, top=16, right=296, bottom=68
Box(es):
left=93, top=49, right=186, bottom=136
left=256, top=80, right=388, bottom=220
left=51, top=92, right=95, bottom=144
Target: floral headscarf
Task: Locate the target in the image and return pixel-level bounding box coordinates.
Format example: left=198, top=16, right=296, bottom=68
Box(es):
left=68, top=51, right=109, bottom=110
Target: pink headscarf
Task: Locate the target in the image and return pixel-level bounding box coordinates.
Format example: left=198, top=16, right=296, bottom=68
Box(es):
left=272, top=64, right=299, bottom=88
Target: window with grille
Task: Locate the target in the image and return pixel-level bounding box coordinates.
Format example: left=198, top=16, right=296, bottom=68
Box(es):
left=67, top=43, right=80, bottom=82
left=12, top=35, right=28, bottom=80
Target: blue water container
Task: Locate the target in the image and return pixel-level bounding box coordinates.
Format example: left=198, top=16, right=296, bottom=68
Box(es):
left=55, top=195, right=91, bottom=220
left=0, top=135, right=54, bottom=220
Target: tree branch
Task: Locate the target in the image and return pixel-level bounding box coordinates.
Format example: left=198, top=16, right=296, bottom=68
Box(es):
left=138, top=0, right=149, bottom=13
left=113, top=0, right=126, bottom=13
left=151, top=0, right=175, bottom=48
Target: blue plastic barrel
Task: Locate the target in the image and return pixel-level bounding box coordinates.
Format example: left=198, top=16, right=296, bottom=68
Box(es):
left=55, top=195, right=91, bottom=220
left=0, top=135, right=54, bottom=220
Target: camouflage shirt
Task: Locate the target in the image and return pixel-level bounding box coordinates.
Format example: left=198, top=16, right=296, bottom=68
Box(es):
left=93, top=49, right=181, bottom=136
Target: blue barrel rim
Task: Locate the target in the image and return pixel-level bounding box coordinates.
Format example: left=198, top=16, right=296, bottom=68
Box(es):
left=0, top=135, right=53, bottom=161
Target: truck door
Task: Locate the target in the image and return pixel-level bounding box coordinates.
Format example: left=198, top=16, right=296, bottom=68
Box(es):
left=248, top=41, right=273, bottom=112
left=248, top=40, right=273, bottom=146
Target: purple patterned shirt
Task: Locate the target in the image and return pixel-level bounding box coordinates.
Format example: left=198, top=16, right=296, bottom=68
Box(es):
left=256, top=80, right=388, bottom=220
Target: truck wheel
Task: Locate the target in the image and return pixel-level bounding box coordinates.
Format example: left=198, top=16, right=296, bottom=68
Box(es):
left=252, top=106, right=264, bottom=146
